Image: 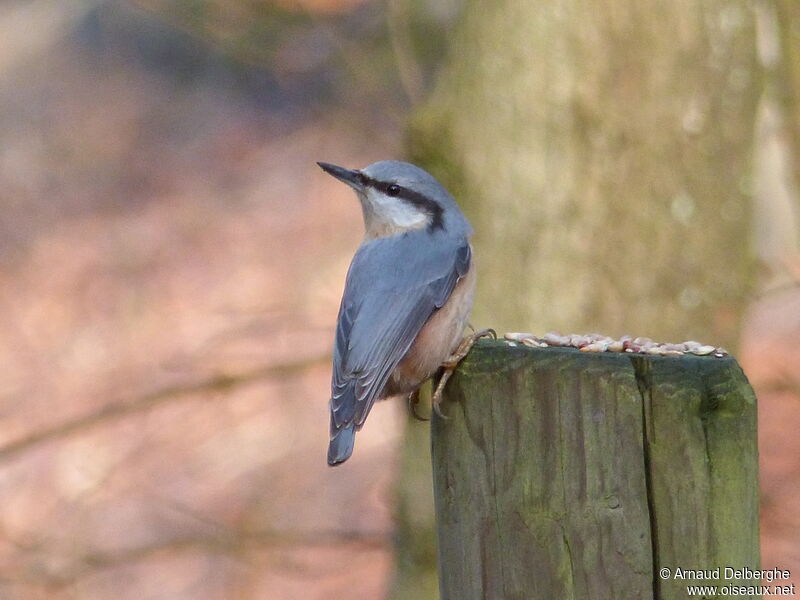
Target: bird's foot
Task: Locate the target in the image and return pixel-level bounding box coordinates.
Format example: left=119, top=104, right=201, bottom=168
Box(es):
left=407, top=390, right=429, bottom=421
left=432, top=328, right=496, bottom=419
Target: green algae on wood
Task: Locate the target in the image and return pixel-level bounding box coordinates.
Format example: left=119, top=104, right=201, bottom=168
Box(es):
left=431, top=340, right=759, bottom=600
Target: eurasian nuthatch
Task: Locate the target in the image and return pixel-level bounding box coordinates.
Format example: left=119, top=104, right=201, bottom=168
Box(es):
left=318, top=160, right=490, bottom=466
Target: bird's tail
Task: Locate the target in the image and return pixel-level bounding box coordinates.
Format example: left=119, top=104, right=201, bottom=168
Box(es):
left=328, top=423, right=356, bottom=466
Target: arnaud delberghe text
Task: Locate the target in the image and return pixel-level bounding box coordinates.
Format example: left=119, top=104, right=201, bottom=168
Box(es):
left=672, top=567, right=791, bottom=582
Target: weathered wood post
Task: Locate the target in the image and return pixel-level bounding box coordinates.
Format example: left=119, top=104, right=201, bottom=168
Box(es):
left=431, top=340, right=759, bottom=600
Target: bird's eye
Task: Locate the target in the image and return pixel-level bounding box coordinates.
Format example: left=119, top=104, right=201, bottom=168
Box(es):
left=386, top=184, right=401, bottom=197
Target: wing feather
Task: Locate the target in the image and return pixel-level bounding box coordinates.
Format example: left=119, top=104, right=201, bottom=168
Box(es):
left=330, top=233, right=471, bottom=435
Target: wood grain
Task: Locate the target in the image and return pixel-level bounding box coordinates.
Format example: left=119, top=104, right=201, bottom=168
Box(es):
left=432, top=340, right=759, bottom=600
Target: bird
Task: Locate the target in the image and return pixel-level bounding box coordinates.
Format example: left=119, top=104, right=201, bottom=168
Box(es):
left=318, top=160, right=494, bottom=466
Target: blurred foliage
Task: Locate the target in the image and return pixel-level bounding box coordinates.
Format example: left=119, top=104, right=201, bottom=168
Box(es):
left=126, top=0, right=462, bottom=113
left=134, top=0, right=371, bottom=69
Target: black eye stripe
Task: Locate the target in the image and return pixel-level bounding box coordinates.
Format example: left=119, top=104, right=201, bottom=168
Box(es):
left=358, top=174, right=444, bottom=231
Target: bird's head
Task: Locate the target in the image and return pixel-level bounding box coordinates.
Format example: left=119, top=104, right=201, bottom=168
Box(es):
left=317, top=160, right=470, bottom=240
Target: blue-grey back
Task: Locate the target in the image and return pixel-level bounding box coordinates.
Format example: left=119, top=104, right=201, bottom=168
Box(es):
left=330, top=226, right=471, bottom=429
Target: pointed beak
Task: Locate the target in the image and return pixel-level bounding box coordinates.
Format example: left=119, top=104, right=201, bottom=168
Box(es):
left=317, top=162, right=364, bottom=190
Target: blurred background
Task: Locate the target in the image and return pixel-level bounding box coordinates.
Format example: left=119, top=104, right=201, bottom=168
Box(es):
left=0, top=0, right=797, bottom=598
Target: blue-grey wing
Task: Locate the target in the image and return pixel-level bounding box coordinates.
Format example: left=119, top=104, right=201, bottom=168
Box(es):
left=330, top=233, right=471, bottom=434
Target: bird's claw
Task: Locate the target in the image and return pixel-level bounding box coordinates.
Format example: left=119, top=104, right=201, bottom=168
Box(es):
left=407, top=391, right=429, bottom=421
left=432, top=392, right=449, bottom=420
left=432, top=328, right=496, bottom=419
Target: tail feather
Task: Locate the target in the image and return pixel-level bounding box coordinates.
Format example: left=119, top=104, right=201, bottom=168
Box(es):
left=328, top=424, right=356, bottom=466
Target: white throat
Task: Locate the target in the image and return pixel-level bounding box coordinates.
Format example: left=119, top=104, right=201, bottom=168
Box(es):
left=359, top=192, right=431, bottom=239
left=383, top=201, right=429, bottom=228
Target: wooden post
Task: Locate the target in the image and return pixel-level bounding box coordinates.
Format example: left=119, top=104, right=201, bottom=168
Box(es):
left=431, top=340, right=759, bottom=600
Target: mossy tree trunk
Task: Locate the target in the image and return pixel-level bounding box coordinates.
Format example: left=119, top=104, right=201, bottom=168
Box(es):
left=758, top=0, right=800, bottom=284
left=773, top=0, right=800, bottom=194
left=392, top=2, right=760, bottom=599
left=409, top=0, right=760, bottom=347
left=390, top=384, right=440, bottom=600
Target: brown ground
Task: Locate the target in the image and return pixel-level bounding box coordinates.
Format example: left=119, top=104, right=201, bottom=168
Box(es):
left=741, top=289, right=800, bottom=587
